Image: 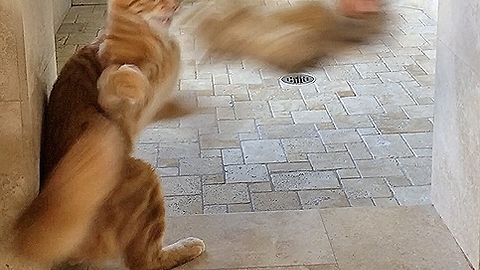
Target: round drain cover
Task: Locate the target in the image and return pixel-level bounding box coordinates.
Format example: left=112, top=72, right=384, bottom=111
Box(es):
left=279, top=73, right=316, bottom=86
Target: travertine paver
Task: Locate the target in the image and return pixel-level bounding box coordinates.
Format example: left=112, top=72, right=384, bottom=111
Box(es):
left=341, top=177, right=393, bottom=200
left=55, top=0, right=437, bottom=215
left=362, top=134, right=413, bottom=158
left=224, top=164, right=270, bottom=183
left=298, top=189, right=350, bottom=209
left=203, top=183, right=250, bottom=205
left=308, top=152, right=355, bottom=171
left=251, top=191, right=302, bottom=211
left=162, top=175, right=202, bottom=196
left=271, top=171, right=339, bottom=191
left=241, top=139, right=287, bottom=164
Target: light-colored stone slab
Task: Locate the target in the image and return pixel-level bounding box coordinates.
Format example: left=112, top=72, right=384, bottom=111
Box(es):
left=298, top=190, right=349, bottom=209
left=161, top=176, right=202, bottom=196
left=271, top=171, right=339, bottom=191
left=229, top=68, right=263, bottom=84
left=324, top=65, right=361, bottom=81
left=203, top=183, right=249, bottom=205
left=165, top=210, right=335, bottom=269
left=202, top=174, right=225, bottom=185
left=356, top=158, right=404, bottom=177
left=221, top=148, right=244, bottom=165
left=372, top=118, right=433, bottom=134
left=324, top=144, right=347, bottom=153
left=180, top=78, right=213, bottom=91
left=401, top=132, right=433, bottom=149
left=180, top=114, right=217, bottom=129
left=267, top=162, right=312, bottom=173
left=203, top=205, right=227, bottom=215
left=200, top=133, right=240, bottom=149
left=179, top=157, right=223, bottom=175
left=378, top=71, right=415, bottom=83
left=281, top=138, right=326, bottom=161
left=319, top=129, right=362, bottom=144
left=373, top=197, right=399, bottom=206
left=241, top=139, right=287, bottom=164
left=252, top=192, right=302, bottom=211
left=218, top=119, right=256, bottom=134
left=248, top=182, right=273, bottom=193
left=321, top=206, right=471, bottom=270
left=138, top=128, right=198, bottom=143
left=227, top=203, right=252, bottom=213
left=197, top=95, right=232, bottom=108
left=291, top=110, right=331, bottom=124
left=308, top=152, right=355, bottom=171
left=258, top=124, right=319, bottom=139
left=348, top=198, right=374, bottom=207
left=214, top=84, right=249, bottom=101
left=331, top=114, right=373, bottom=129
left=270, top=100, right=307, bottom=118
left=402, top=104, right=435, bottom=118
left=341, top=96, right=385, bottom=115
left=249, top=85, right=302, bottom=101
left=345, top=142, right=372, bottom=160
left=234, top=101, right=272, bottom=119
left=355, top=62, right=389, bottom=79
left=341, top=177, right=392, bottom=199
left=362, top=134, right=413, bottom=158
left=158, top=141, right=200, bottom=159
left=393, top=185, right=432, bottom=206
left=165, top=195, right=203, bottom=216
left=225, top=164, right=269, bottom=183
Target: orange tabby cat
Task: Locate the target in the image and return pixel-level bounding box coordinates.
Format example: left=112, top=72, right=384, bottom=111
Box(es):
left=14, top=0, right=204, bottom=269
left=190, top=0, right=385, bottom=72
left=97, top=0, right=183, bottom=140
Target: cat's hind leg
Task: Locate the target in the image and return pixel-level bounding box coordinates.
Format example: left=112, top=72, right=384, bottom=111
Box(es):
left=120, top=159, right=205, bottom=270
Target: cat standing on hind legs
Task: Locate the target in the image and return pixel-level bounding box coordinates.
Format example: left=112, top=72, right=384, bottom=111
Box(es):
left=14, top=0, right=205, bottom=269
left=98, top=0, right=183, bottom=138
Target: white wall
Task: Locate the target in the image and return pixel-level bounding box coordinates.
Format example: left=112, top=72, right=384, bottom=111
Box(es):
left=431, top=0, right=480, bottom=268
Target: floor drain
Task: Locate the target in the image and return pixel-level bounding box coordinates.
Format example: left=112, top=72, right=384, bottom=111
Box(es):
left=279, top=73, right=316, bottom=86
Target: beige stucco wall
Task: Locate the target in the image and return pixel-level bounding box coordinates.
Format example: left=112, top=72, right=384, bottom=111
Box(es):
left=431, top=0, right=480, bottom=268
left=0, top=0, right=57, bottom=268
left=53, top=0, right=71, bottom=31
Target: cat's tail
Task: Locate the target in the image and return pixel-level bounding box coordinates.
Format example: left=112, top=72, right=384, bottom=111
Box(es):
left=14, top=116, right=126, bottom=264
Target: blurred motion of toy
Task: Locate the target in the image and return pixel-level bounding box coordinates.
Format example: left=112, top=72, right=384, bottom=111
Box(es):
left=186, top=0, right=385, bottom=72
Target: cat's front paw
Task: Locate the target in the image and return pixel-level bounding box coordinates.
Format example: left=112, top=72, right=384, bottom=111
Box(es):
left=98, top=64, right=150, bottom=110
left=176, top=237, right=206, bottom=257
left=159, top=236, right=206, bottom=270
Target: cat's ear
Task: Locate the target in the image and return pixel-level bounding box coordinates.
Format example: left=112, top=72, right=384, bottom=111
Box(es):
left=98, top=64, right=149, bottom=110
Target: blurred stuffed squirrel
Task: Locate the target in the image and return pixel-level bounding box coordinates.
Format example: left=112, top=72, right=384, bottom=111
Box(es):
left=185, top=0, right=385, bottom=72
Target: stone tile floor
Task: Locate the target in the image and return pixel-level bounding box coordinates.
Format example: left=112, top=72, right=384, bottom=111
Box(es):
left=55, top=0, right=436, bottom=216
left=58, top=206, right=472, bottom=270
left=164, top=206, right=471, bottom=270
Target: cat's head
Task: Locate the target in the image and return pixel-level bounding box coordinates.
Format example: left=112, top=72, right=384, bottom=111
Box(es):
left=110, top=0, right=179, bottom=26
